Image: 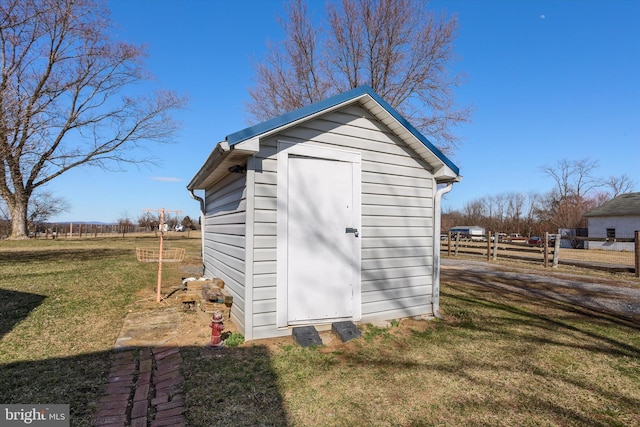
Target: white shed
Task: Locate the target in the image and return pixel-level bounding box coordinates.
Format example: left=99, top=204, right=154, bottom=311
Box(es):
left=187, top=86, right=461, bottom=341
left=583, top=192, right=640, bottom=251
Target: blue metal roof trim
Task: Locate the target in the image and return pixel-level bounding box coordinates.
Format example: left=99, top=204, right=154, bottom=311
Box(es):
left=226, top=85, right=459, bottom=176
left=226, top=86, right=368, bottom=146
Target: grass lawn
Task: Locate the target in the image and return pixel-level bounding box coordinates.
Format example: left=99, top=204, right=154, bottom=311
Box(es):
left=183, top=282, right=640, bottom=426
left=0, top=235, right=201, bottom=426
left=1, top=237, right=639, bottom=426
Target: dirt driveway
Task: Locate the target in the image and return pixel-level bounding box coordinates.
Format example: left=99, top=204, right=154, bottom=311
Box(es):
left=441, top=258, right=640, bottom=325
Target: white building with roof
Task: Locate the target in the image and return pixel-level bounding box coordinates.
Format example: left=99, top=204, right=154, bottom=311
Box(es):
left=583, top=192, right=640, bottom=251
left=187, top=86, right=461, bottom=341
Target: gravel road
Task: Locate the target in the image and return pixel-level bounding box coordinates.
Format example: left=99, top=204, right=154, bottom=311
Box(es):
left=441, top=258, right=640, bottom=323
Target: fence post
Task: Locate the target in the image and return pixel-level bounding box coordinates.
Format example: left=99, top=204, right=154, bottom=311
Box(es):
left=486, top=231, right=492, bottom=261
left=543, top=232, right=549, bottom=268
left=447, top=231, right=451, bottom=257
left=552, top=233, right=560, bottom=268
left=492, top=232, right=498, bottom=260
left=635, top=230, right=639, bottom=278
left=454, top=232, right=460, bottom=256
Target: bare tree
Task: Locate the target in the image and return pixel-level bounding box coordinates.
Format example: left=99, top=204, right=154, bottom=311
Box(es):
left=0, top=199, right=9, bottom=223
left=247, top=0, right=470, bottom=153
left=445, top=190, right=553, bottom=237
left=522, top=191, right=543, bottom=236
left=443, top=159, right=635, bottom=238
left=481, top=196, right=496, bottom=232
left=0, top=189, right=68, bottom=233
left=26, top=191, right=70, bottom=232
left=165, top=213, right=179, bottom=230
left=541, top=158, right=601, bottom=200
left=461, top=200, right=485, bottom=224
left=117, top=212, right=134, bottom=236
left=539, top=158, right=618, bottom=231
left=138, top=211, right=159, bottom=231
left=505, top=192, right=525, bottom=233
left=604, top=173, right=635, bottom=198
left=487, top=193, right=507, bottom=232
left=541, top=190, right=600, bottom=235
left=0, top=0, right=186, bottom=239
left=441, top=206, right=463, bottom=233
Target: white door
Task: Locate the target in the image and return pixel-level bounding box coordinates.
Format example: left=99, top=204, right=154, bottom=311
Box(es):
left=277, top=144, right=361, bottom=325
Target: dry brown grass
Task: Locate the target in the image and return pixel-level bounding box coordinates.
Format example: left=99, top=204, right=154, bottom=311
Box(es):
left=183, top=268, right=640, bottom=426
left=2, top=237, right=638, bottom=426
left=0, top=235, right=202, bottom=426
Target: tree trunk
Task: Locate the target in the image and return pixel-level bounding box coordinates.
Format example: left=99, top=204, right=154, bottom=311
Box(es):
left=9, top=200, right=29, bottom=240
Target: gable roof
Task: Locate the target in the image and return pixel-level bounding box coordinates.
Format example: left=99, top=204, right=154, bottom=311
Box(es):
left=188, top=86, right=460, bottom=190
left=583, top=192, right=640, bottom=217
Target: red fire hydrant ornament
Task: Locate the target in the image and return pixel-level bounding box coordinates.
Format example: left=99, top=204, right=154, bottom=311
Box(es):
left=209, top=311, right=225, bottom=348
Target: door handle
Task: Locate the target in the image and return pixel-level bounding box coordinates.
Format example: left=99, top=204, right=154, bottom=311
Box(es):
left=345, top=227, right=359, bottom=237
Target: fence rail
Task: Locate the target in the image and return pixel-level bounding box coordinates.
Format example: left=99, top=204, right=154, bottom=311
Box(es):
left=442, top=231, right=640, bottom=277
left=10, top=223, right=198, bottom=239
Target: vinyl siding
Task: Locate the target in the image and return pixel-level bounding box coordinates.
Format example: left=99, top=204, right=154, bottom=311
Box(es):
left=203, top=172, right=247, bottom=333
left=586, top=216, right=639, bottom=251
left=249, top=157, right=286, bottom=339
left=248, top=104, right=435, bottom=339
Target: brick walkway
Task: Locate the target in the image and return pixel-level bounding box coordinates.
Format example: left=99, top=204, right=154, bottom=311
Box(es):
left=95, top=347, right=186, bottom=427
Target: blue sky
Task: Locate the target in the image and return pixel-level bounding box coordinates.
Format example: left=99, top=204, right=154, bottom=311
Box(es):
left=48, top=0, right=640, bottom=223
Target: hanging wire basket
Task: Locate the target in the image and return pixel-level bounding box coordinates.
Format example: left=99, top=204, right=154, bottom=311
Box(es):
left=136, top=247, right=185, bottom=263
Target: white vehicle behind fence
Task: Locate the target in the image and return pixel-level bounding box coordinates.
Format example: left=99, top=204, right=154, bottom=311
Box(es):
left=449, top=226, right=486, bottom=242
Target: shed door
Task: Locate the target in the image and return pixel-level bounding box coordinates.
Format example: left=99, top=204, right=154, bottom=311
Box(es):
left=285, top=150, right=361, bottom=324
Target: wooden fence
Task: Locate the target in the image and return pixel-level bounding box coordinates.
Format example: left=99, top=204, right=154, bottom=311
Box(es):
left=25, top=223, right=197, bottom=239
left=442, top=231, right=640, bottom=277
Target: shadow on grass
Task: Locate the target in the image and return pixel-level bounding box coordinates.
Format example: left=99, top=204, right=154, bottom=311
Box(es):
left=440, top=268, right=640, bottom=359
left=0, top=248, right=132, bottom=265
left=181, top=346, right=289, bottom=426
left=0, top=247, right=138, bottom=283
left=413, top=269, right=640, bottom=425
left=0, top=350, right=112, bottom=427
left=0, top=346, right=289, bottom=427
left=312, top=271, right=640, bottom=426
left=0, top=288, right=46, bottom=340
left=445, top=283, right=640, bottom=358
left=443, top=267, right=640, bottom=330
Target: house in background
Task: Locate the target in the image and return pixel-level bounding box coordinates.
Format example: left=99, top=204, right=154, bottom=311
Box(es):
left=583, top=192, right=640, bottom=251
left=187, top=86, right=461, bottom=341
